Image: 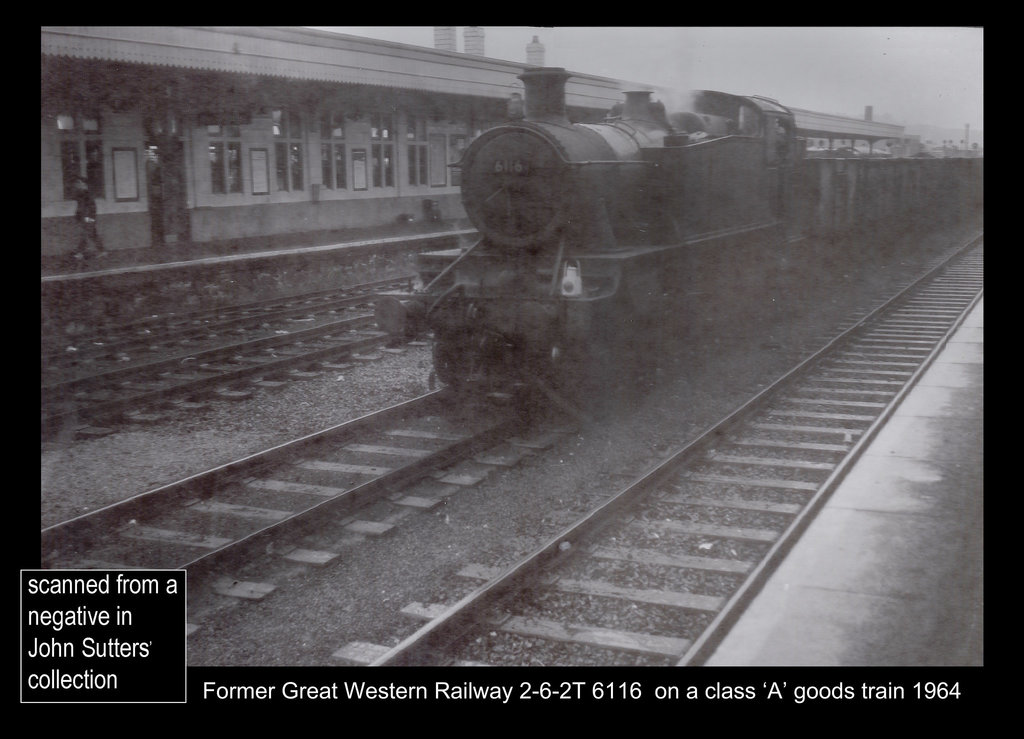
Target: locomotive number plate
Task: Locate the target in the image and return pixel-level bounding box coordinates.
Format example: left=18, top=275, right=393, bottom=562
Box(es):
left=492, top=159, right=529, bottom=175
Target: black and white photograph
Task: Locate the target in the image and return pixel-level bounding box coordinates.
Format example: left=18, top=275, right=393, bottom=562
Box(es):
left=38, top=26, right=982, bottom=701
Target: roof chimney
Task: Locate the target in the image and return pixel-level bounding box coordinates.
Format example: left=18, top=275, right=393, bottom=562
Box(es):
left=434, top=27, right=456, bottom=52
left=464, top=26, right=484, bottom=56
left=519, top=67, right=571, bottom=124
left=526, top=35, right=545, bottom=66
left=864, top=105, right=873, bottom=121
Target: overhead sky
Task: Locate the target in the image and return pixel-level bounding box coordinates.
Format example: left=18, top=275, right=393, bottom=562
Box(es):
left=309, top=27, right=983, bottom=133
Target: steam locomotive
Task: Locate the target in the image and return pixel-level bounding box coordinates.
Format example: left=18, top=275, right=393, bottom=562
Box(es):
left=376, top=66, right=980, bottom=403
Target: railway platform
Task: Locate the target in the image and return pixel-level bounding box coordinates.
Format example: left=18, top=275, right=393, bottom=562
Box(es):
left=40, top=219, right=476, bottom=281
left=40, top=219, right=478, bottom=333
left=706, top=297, right=983, bottom=667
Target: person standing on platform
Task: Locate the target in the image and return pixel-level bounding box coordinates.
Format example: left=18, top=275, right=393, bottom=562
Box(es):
left=71, top=175, right=106, bottom=260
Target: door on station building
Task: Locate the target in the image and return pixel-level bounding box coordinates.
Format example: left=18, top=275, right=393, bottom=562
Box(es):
left=145, top=117, right=190, bottom=246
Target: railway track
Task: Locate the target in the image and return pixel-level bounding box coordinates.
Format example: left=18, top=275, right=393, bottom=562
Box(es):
left=334, top=235, right=983, bottom=666
left=41, top=276, right=412, bottom=362
left=40, top=276, right=413, bottom=439
left=40, top=391, right=538, bottom=583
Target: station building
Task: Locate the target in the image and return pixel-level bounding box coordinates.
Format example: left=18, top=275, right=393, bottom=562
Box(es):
left=41, top=26, right=651, bottom=256
left=41, top=26, right=916, bottom=258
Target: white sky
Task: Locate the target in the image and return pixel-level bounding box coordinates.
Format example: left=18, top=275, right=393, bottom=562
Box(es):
left=309, top=26, right=983, bottom=132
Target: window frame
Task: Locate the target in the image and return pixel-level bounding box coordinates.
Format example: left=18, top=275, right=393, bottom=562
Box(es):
left=407, top=114, right=428, bottom=187
left=273, top=109, right=305, bottom=192
left=57, top=111, right=105, bottom=201
left=448, top=134, right=467, bottom=187
left=370, top=112, right=394, bottom=188
left=320, top=111, right=347, bottom=190
left=207, top=123, right=243, bottom=195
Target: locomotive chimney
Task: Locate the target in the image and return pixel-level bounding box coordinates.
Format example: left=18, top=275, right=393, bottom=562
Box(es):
left=623, top=90, right=654, bottom=120
left=518, top=67, right=571, bottom=124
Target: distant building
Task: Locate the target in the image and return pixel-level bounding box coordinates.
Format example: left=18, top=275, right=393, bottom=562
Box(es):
left=790, top=106, right=906, bottom=155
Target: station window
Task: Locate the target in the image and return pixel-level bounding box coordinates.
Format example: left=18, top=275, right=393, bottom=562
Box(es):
left=57, top=112, right=104, bottom=200
left=407, top=115, right=428, bottom=187
left=320, top=112, right=346, bottom=190
left=207, top=124, right=243, bottom=194
left=449, top=134, right=467, bottom=187
left=371, top=113, right=394, bottom=188
left=273, top=109, right=304, bottom=191
left=428, top=134, right=447, bottom=187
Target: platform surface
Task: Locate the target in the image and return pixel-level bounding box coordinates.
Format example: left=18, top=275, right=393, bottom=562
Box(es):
left=707, top=297, right=983, bottom=666
left=41, top=220, right=475, bottom=280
